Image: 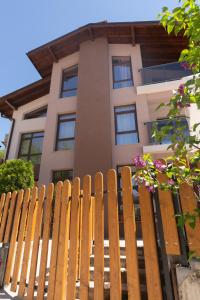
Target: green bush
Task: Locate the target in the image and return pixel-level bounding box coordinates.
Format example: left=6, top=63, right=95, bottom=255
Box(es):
left=0, top=159, right=34, bottom=194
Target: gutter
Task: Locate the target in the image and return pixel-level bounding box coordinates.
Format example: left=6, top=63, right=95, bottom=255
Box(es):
left=4, top=117, right=15, bottom=161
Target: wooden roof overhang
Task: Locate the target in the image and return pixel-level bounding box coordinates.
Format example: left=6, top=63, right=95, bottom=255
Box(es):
left=27, top=21, right=188, bottom=77
left=0, top=21, right=188, bottom=118
left=0, top=77, right=50, bottom=118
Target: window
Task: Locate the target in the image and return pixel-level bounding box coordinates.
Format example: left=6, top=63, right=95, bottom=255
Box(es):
left=24, top=106, right=48, bottom=120
left=114, top=105, right=139, bottom=145
left=52, top=169, right=73, bottom=184
left=60, top=65, right=78, bottom=98
left=56, top=113, right=76, bottom=150
left=147, top=117, right=189, bottom=144
left=112, top=56, right=133, bottom=89
left=18, top=131, right=44, bottom=180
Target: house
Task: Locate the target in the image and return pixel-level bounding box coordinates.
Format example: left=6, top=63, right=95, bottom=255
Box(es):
left=0, top=21, right=197, bottom=189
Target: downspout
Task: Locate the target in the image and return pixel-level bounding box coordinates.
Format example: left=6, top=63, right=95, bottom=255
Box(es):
left=4, top=117, right=15, bottom=161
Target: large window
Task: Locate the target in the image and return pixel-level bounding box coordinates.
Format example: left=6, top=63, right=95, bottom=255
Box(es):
left=56, top=113, right=76, bottom=150
left=112, top=56, right=133, bottom=89
left=52, top=169, right=73, bottom=184
left=114, top=105, right=139, bottom=145
left=18, top=132, right=44, bottom=180
left=60, top=65, right=78, bottom=98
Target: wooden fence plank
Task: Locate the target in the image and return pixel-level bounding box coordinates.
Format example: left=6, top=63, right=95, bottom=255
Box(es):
left=10, top=189, right=30, bottom=292
left=54, top=180, right=71, bottom=300
left=37, top=183, right=54, bottom=300
left=121, top=167, right=141, bottom=300
left=80, top=175, right=91, bottom=300
left=157, top=173, right=181, bottom=255
left=107, top=169, right=121, bottom=300
left=66, top=178, right=80, bottom=300
left=26, top=185, right=45, bottom=300
left=139, top=185, right=163, bottom=300
left=4, top=191, right=17, bottom=243
left=0, top=193, right=6, bottom=225
left=18, top=187, right=38, bottom=297
left=179, top=183, right=200, bottom=256
left=4, top=190, right=24, bottom=285
left=0, top=192, right=11, bottom=242
left=94, top=172, right=104, bottom=300
left=47, top=182, right=62, bottom=300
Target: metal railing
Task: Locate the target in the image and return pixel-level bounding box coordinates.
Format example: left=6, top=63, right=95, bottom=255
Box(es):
left=140, top=62, right=192, bottom=85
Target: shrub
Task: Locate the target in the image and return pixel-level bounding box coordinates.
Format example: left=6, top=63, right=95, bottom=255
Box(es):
left=0, top=159, right=34, bottom=194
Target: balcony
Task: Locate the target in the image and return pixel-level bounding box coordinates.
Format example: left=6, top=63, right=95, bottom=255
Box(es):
left=143, top=118, right=190, bottom=154
left=140, top=62, right=192, bottom=85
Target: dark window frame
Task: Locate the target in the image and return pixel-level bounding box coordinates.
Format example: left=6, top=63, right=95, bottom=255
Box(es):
left=60, top=65, right=78, bottom=98
left=112, top=56, right=134, bottom=89
left=55, top=113, right=76, bottom=151
left=114, top=104, right=139, bottom=145
left=24, top=106, right=48, bottom=120
left=18, top=131, right=44, bottom=161
left=52, top=169, right=73, bottom=184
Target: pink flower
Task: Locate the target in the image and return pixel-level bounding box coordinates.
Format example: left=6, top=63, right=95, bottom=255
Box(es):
left=147, top=185, right=155, bottom=192
left=168, top=179, right=175, bottom=185
left=178, top=84, right=185, bottom=96
left=154, top=160, right=166, bottom=172
left=181, top=62, right=190, bottom=70
left=133, top=156, right=146, bottom=168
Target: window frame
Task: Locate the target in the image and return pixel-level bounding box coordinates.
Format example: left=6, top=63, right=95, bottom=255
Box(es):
left=55, top=113, right=76, bottom=151
left=60, top=65, right=78, bottom=98
left=112, top=56, right=134, bottom=89
left=114, top=104, right=139, bottom=145
left=18, top=131, right=44, bottom=161
left=23, top=105, right=48, bottom=120
left=52, top=169, right=73, bottom=184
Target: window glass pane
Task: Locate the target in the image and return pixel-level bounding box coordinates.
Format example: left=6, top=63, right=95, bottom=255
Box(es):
left=22, top=133, right=31, bottom=138
left=63, top=76, right=78, bottom=91
left=114, top=80, right=133, bottom=89
left=58, top=121, right=75, bottom=139
left=57, top=140, right=75, bottom=150
left=33, top=132, right=44, bottom=138
left=18, top=156, right=28, bottom=161
left=19, top=139, right=30, bottom=155
left=30, top=155, right=41, bottom=164
left=115, top=105, right=135, bottom=113
left=24, top=106, right=47, bottom=119
left=30, top=137, right=44, bottom=154
left=61, top=90, right=77, bottom=98
left=114, top=64, right=131, bottom=82
left=116, top=133, right=138, bottom=145
left=117, top=112, right=136, bottom=132
left=59, top=114, right=75, bottom=121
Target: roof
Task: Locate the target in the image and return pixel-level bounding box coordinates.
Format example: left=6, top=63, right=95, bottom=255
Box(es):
left=0, top=21, right=188, bottom=118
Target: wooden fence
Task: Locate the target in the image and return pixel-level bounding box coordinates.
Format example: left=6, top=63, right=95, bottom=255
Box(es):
left=0, top=166, right=199, bottom=299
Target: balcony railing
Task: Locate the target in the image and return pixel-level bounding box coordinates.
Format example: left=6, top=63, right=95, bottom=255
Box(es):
left=145, top=118, right=190, bottom=145
left=140, top=62, right=192, bottom=85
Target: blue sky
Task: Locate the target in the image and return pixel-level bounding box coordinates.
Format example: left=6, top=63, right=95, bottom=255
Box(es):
left=0, top=0, right=178, bottom=148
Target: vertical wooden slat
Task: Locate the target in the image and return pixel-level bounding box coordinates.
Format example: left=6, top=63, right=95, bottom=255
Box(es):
left=47, top=182, right=63, bottom=300
left=10, top=189, right=31, bottom=292
left=37, top=183, right=54, bottom=300
left=0, top=193, right=6, bottom=225
left=121, top=167, right=141, bottom=300
left=0, top=192, right=11, bottom=242
left=54, top=180, right=71, bottom=300
left=157, top=173, right=181, bottom=255
left=4, top=191, right=17, bottom=243
left=4, top=190, right=24, bottom=284
left=138, top=185, right=163, bottom=300
left=77, top=190, right=83, bottom=280
left=94, top=172, right=104, bottom=300
left=66, top=177, right=80, bottom=300
left=80, top=175, right=91, bottom=300
left=107, top=169, right=121, bottom=300
left=18, top=187, right=38, bottom=297
left=26, top=185, right=46, bottom=300
left=179, top=182, right=200, bottom=256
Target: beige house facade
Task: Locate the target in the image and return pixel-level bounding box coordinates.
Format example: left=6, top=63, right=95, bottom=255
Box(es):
left=0, top=21, right=198, bottom=186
